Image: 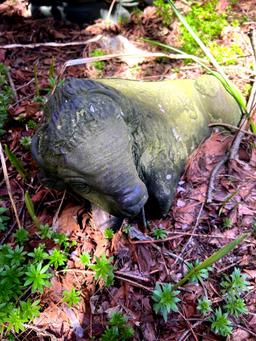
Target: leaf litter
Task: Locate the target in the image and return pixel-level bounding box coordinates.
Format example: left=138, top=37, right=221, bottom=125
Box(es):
left=1, top=0, right=256, bottom=340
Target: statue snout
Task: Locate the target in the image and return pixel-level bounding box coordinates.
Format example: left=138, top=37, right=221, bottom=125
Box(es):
left=116, top=183, right=148, bottom=217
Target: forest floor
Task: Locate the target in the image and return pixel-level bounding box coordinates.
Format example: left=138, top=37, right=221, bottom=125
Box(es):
left=1, top=0, right=256, bottom=340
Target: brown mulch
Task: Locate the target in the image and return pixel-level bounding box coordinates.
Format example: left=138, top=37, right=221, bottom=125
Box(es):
left=1, top=0, right=256, bottom=340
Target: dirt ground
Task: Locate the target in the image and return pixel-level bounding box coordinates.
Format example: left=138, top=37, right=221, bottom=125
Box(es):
left=1, top=0, right=256, bottom=340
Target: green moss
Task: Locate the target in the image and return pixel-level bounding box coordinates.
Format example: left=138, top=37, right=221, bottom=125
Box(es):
left=180, top=0, right=228, bottom=56
left=209, top=42, right=243, bottom=65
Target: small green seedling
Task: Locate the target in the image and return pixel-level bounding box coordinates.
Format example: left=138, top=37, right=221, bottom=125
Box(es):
left=14, top=228, right=29, bottom=244
left=39, top=224, right=53, bottom=239
left=197, top=297, right=212, bottom=315
left=122, top=224, right=131, bottom=234
left=186, top=259, right=212, bottom=283
left=24, top=262, right=52, bottom=293
left=19, top=136, right=31, bottom=150
left=28, top=244, right=48, bottom=263
left=101, top=312, right=134, bottom=341
left=153, top=228, right=167, bottom=240
left=210, top=308, right=233, bottom=337
left=90, top=49, right=106, bottom=71
left=52, top=232, right=70, bottom=249
left=104, top=228, right=114, bottom=239
left=222, top=217, right=233, bottom=229
left=27, top=119, right=38, bottom=130
left=90, top=254, right=114, bottom=287
left=48, top=249, right=67, bottom=269
left=221, top=267, right=250, bottom=296
left=152, top=282, right=180, bottom=321
left=5, top=245, right=26, bottom=266
left=80, top=252, right=91, bottom=266
left=224, top=296, right=248, bottom=317
left=0, top=207, right=9, bottom=231
left=62, top=288, right=80, bottom=307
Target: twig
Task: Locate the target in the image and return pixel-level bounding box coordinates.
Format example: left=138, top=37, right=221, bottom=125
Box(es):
left=114, top=270, right=151, bottom=283
left=6, top=68, right=18, bottom=102
left=206, top=154, right=229, bottom=203
left=0, top=142, right=22, bottom=229
left=52, top=189, right=66, bottom=227
left=209, top=122, right=256, bottom=136
left=0, top=35, right=103, bottom=49
left=207, top=29, right=256, bottom=202
left=175, top=202, right=204, bottom=261
left=114, top=275, right=152, bottom=292
left=23, top=324, right=57, bottom=341
left=178, top=321, right=202, bottom=341
left=229, top=28, right=256, bottom=160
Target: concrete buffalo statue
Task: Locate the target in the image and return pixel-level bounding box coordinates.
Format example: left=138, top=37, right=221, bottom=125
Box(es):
left=32, top=76, right=241, bottom=228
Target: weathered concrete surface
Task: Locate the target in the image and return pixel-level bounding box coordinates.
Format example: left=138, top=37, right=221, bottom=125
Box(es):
left=32, top=76, right=241, bottom=220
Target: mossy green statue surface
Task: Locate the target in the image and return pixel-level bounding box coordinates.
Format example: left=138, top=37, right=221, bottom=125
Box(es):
left=32, top=76, right=241, bottom=223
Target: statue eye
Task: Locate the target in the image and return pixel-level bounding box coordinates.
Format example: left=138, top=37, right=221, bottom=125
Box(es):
left=70, top=181, right=90, bottom=193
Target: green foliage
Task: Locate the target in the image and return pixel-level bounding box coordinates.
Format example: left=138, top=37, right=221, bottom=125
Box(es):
left=101, top=312, right=134, bottom=341
left=224, top=296, right=248, bottom=317
left=28, top=244, right=48, bottom=262
left=104, top=228, right=114, bottom=239
left=122, top=224, right=131, bottom=234
left=152, top=282, right=180, bottom=321
left=222, top=217, right=233, bottom=229
left=14, top=228, right=29, bottom=244
left=210, top=308, right=233, bottom=337
left=48, top=249, right=67, bottom=269
left=197, top=297, right=212, bottom=315
left=27, top=119, right=38, bottom=130
left=153, top=0, right=173, bottom=26
left=0, top=63, right=13, bottom=136
left=90, top=49, right=106, bottom=71
left=180, top=0, right=228, bottom=56
left=0, top=207, right=9, bottom=232
left=52, top=232, right=71, bottom=250
left=62, top=288, right=80, bottom=307
left=186, top=259, right=212, bottom=283
left=19, top=136, right=31, bottom=150
left=39, top=223, right=53, bottom=239
left=153, top=228, right=167, bottom=240
left=221, top=267, right=250, bottom=296
left=90, top=254, right=114, bottom=287
left=80, top=252, right=91, bottom=266
left=24, top=262, right=52, bottom=293
left=209, top=42, right=243, bottom=65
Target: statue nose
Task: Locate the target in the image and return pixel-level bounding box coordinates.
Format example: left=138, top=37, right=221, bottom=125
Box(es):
left=117, top=183, right=148, bottom=216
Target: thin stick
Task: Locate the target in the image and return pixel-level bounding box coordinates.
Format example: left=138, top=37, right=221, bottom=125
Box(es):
left=0, top=36, right=103, bottom=49
left=209, top=122, right=256, bottom=136
left=114, top=275, right=152, bottom=292
left=0, top=142, right=22, bottom=229
left=6, top=68, right=18, bottom=102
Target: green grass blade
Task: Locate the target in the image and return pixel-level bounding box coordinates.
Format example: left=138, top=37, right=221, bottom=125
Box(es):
left=174, top=233, right=248, bottom=289
left=25, top=191, right=40, bottom=229
left=4, top=145, right=28, bottom=179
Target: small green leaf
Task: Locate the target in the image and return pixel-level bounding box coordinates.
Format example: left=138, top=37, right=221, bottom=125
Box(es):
left=175, top=233, right=248, bottom=288
left=4, top=145, right=27, bottom=179
left=25, top=191, right=40, bottom=229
